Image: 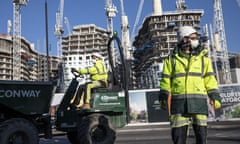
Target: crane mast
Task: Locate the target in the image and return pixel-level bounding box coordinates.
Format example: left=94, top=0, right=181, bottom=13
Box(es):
left=54, top=0, right=65, bottom=92
left=130, top=0, right=144, bottom=41
left=12, top=0, right=28, bottom=80
left=104, top=0, right=118, bottom=67
left=105, top=0, right=117, bottom=36
left=7, top=20, right=12, bottom=35
left=213, top=0, right=232, bottom=84
left=237, top=0, right=240, bottom=8
left=119, top=0, right=131, bottom=59
left=54, top=0, right=64, bottom=58
left=64, top=17, right=71, bottom=35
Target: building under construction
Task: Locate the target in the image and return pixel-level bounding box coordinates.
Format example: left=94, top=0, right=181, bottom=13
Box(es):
left=62, top=24, right=111, bottom=87
left=0, top=34, right=60, bottom=81
left=132, top=0, right=204, bottom=89
left=131, top=0, right=240, bottom=89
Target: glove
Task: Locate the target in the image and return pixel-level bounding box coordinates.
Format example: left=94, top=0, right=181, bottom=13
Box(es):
left=159, top=100, right=167, bottom=110
left=159, top=90, right=169, bottom=110
left=211, top=100, right=221, bottom=110
left=71, top=68, right=78, bottom=73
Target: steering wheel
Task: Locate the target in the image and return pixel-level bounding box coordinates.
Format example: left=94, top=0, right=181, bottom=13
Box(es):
left=71, top=71, right=84, bottom=78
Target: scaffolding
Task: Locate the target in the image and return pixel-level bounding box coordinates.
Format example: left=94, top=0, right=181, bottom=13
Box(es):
left=213, top=0, right=232, bottom=84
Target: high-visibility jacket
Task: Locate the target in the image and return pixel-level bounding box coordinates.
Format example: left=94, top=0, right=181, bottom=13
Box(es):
left=160, top=48, right=220, bottom=115
left=77, top=60, right=108, bottom=82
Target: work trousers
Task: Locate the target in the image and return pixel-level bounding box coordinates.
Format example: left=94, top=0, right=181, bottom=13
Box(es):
left=83, top=80, right=102, bottom=104
left=170, top=114, right=207, bottom=144
left=72, top=80, right=106, bottom=107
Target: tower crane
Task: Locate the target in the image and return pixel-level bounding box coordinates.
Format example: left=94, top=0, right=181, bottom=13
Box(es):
left=12, top=0, right=28, bottom=80
left=130, top=0, right=144, bottom=42
left=54, top=0, right=64, bottom=58
left=7, top=20, right=12, bottom=35
left=105, top=0, right=118, bottom=66
left=64, top=16, right=71, bottom=35
left=176, top=0, right=187, bottom=10
left=213, top=0, right=232, bottom=84
left=119, top=0, right=131, bottom=59
left=105, top=0, right=117, bottom=36
left=54, top=0, right=65, bottom=92
left=237, top=0, right=240, bottom=8
left=62, top=16, right=71, bottom=89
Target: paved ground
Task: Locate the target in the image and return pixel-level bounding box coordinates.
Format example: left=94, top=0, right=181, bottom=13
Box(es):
left=115, top=120, right=240, bottom=144
left=40, top=120, right=240, bottom=144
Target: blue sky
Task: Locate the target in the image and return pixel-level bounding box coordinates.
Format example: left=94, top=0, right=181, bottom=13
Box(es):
left=0, top=0, right=240, bottom=56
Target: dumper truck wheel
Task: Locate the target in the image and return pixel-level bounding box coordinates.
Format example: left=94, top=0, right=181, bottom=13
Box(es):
left=0, top=118, right=38, bottom=144
left=78, top=113, right=116, bottom=144
left=67, top=131, right=78, bottom=144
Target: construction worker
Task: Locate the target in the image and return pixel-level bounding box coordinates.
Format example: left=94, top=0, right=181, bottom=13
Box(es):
left=71, top=53, right=108, bottom=109
left=159, top=26, right=221, bottom=144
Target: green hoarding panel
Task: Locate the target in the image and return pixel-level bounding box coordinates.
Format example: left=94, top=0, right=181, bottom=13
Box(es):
left=92, top=90, right=127, bottom=128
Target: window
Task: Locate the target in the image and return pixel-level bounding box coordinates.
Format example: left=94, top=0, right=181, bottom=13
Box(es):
left=157, top=72, right=162, bottom=78
left=153, top=65, right=159, bottom=71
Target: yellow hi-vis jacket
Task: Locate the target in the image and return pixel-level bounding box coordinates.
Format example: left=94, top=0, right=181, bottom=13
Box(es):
left=160, top=48, right=220, bottom=115
left=77, top=60, right=108, bottom=82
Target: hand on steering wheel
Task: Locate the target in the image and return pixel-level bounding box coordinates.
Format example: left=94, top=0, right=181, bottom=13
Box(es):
left=71, top=68, right=84, bottom=78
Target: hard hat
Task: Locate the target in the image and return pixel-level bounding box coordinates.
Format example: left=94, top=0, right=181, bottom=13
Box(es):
left=91, top=53, right=102, bottom=59
left=177, top=26, right=198, bottom=41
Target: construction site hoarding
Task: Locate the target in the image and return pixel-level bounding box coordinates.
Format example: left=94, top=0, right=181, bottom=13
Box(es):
left=128, top=84, right=240, bottom=123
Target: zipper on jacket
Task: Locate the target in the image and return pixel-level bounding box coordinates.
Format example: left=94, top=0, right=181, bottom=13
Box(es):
left=185, top=55, right=191, bottom=111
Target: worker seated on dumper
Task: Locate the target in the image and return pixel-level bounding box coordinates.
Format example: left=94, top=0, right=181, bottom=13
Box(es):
left=71, top=53, right=108, bottom=109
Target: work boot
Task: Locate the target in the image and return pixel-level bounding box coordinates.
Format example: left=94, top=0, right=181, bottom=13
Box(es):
left=75, top=95, right=84, bottom=109
left=75, top=100, right=84, bottom=108
left=81, top=103, right=91, bottom=109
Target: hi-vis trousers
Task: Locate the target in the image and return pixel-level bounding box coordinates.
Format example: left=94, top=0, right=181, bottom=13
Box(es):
left=83, top=80, right=102, bottom=104
left=70, top=80, right=103, bottom=107
left=170, top=114, right=208, bottom=144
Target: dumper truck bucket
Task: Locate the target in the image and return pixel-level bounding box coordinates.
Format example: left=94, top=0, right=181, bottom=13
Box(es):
left=0, top=80, right=56, bottom=115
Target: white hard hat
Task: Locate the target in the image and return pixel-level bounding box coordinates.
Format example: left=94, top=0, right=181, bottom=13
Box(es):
left=177, top=26, right=198, bottom=41
left=91, top=53, right=102, bottom=59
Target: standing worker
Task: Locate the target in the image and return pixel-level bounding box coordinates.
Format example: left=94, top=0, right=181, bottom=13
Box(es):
left=159, top=26, right=221, bottom=144
left=71, top=53, right=108, bottom=109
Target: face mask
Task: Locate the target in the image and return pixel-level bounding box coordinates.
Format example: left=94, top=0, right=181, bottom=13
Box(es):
left=92, top=59, right=96, bottom=64
left=190, top=39, right=199, bottom=48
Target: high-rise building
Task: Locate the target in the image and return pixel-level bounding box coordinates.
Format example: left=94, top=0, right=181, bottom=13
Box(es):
left=132, top=1, right=203, bottom=89
left=0, top=34, right=60, bottom=81
left=62, top=24, right=111, bottom=87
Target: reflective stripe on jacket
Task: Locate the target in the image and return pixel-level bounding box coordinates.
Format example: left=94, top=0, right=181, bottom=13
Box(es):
left=160, top=48, right=219, bottom=115
left=78, top=60, right=108, bottom=82
left=170, top=114, right=207, bottom=128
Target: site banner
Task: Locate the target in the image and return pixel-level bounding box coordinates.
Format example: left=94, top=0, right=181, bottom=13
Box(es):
left=128, top=84, right=240, bottom=123
left=219, top=84, right=240, bottom=106
left=217, top=84, right=240, bottom=119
